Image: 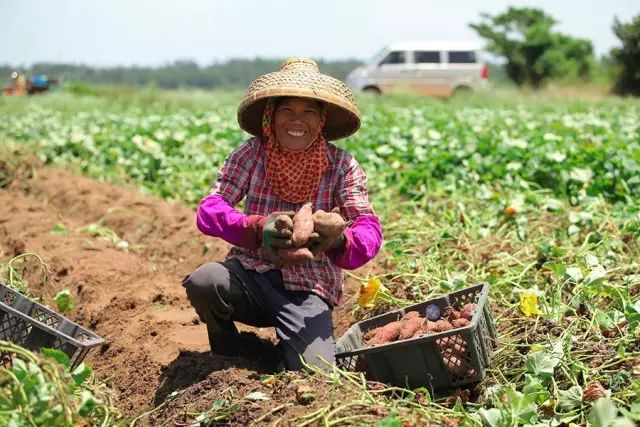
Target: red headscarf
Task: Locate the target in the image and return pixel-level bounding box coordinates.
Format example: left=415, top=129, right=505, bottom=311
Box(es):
left=262, top=99, right=328, bottom=203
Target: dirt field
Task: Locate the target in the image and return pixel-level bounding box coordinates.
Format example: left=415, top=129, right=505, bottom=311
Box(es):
left=0, top=158, right=370, bottom=425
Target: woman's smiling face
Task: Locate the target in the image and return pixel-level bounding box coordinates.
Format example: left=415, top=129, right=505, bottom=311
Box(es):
left=273, top=97, right=324, bottom=151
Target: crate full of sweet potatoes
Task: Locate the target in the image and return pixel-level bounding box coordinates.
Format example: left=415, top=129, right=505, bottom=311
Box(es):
left=335, top=282, right=497, bottom=390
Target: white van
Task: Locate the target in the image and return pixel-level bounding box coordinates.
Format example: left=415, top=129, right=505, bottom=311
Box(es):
left=346, top=41, right=488, bottom=97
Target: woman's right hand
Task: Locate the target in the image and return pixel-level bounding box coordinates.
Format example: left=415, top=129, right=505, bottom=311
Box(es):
left=258, top=212, right=295, bottom=263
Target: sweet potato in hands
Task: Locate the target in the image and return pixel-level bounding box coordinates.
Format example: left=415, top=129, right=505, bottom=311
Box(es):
left=291, top=203, right=314, bottom=247
left=271, top=205, right=314, bottom=267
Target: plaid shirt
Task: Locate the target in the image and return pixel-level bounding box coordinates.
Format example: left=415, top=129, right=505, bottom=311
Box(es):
left=210, top=137, right=376, bottom=306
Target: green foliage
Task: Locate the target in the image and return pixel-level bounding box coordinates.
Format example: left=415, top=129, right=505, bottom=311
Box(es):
left=2, top=89, right=640, bottom=425
left=611, top=14, right=640, bottom=96
left=0, top=342, right=117, bottom=426
left=470, top=7, right=594, bottom=87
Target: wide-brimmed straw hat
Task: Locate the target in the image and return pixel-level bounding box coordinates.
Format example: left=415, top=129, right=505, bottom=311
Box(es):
left=237, top=58, right=361, bottom=141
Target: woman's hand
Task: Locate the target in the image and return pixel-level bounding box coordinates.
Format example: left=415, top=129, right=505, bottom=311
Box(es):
left=258, top=212, right=295, bottom=263
left=308, top=231, right=345, bottom=256
left=308, top=208, right=347, bottom=256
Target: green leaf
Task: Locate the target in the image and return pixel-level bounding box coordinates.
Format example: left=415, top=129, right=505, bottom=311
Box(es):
left=557, top=386, right=583, bottom=411
left=570, top=167, right=594, bottom=183
left=624, top=302, right=640, bottom=329
left=478, top=408, right=502, bottom=427
left=543, top=262, right=566, bottom=277
left=589, top=398, right=635, bottom=427
left=77, top=390, right=101, bottom=417
left=244, top=391, right=270, bottom=401
left=619, top=402, right=640, bottom=421
left=71, top=363, right=92, bottom=386
left=51, top=223, right=69, bottom=236
left=523, top=374, right=550, bottom=404
left=54, top=290, right=75, bottom=314
left=505, top=389, right=539, bottom=424
left=378, top=409, right=402, bottom=427
left=595, top=310, right=625, bottom=329
left=564, top=267, right=583, bottom=282
left=42, top=348, right=71, bottom=368
left=525, top=341, right=564, bottom=379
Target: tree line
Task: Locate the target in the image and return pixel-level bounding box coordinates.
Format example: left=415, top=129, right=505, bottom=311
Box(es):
left=0, top=59, right=362, bottom=91
left=470, top=8, right=640, bottom=95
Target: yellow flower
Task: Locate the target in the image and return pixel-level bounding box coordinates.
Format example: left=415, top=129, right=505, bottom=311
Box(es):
left=520, top=290, right=543, bottom=317
left=359, top=277, right=382, bottom=308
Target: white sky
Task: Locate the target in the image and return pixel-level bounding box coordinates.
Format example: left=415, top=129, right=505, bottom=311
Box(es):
left=1, top=0, right=638, bottom=66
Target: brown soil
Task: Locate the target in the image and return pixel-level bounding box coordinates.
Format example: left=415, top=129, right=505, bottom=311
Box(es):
left=0, top=161, right=367, bottom=425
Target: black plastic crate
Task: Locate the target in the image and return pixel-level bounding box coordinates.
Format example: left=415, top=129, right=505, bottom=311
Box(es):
left=0, top=283, right=104, bottom=369
left=335, top=282, right=497, bottom=390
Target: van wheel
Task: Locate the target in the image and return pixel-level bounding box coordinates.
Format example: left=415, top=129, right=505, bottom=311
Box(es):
left=451, top=86, right=472, bottom=98
left=363, top=86, right=381, bottom=95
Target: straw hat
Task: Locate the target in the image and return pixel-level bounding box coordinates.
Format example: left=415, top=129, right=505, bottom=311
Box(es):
left=237, top=58, right=361, bottom=141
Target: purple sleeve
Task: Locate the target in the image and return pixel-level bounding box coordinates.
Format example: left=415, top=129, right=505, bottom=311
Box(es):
left=196, top=194, right=262, bottom=249
left=327, top=214, right=382, bottom=270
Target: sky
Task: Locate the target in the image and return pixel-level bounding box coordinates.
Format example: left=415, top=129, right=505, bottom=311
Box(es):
left=2, top=0, right=638, bottom=67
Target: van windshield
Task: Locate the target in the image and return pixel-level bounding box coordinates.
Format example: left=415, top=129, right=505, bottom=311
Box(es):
left=367, top=48, right=385, bottom=64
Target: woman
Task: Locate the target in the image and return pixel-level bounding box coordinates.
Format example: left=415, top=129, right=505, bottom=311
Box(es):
left=183, top=58, right=382, bottom=371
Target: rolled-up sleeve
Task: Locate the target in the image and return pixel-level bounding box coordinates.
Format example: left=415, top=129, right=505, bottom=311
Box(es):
left=329, top=156, right=383, bottom=269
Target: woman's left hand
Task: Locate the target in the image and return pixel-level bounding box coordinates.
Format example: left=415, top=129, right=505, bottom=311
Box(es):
left=308, top=232, right=345, bottom=256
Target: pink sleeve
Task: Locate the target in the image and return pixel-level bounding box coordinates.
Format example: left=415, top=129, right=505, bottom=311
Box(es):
left=197, top=194, right=263, bottom=249
left=327, top=214, right=382, bottom=270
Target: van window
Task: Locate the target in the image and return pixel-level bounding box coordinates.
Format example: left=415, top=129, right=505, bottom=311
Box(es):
left=414, top=51, right=440, bottom=64
left=380, top=51, right=406, bottom=65
left=448, top=51, right=476, bottom=63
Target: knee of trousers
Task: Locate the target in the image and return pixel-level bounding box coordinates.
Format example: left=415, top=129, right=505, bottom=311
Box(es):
left=182, top=262, right=231, bottom=309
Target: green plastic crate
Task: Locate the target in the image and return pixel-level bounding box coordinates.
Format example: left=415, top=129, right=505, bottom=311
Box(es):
left=335, top=282, right=497, bottom=390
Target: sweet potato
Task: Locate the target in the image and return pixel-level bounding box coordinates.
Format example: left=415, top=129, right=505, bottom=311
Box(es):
left=312, top=209, right=346, bottom=238
left=292, top=203, right=314, bottom=247
left=443, top=307, right=461, bottom=322
left=278, top=247, right=314, bottom=265
left=364, top=327, right=381, bottom=342
left=422, top=320, right=437, bottom=334
left=442, top=349, right=468, bottom=376
left=437, top=335, right=467, bottom=355
left=461, top=303, right=476, bottom=320
left=431, top=320, right=454, bottom=333
left=399, top=316, right=424, bottom=339
left=366, top=321, right=402, bottom=345
left=378, top=321, right=403, bottom=342
left=401, top=311, right=421, bottom=321
left=452, top=318, right=470, bottom=328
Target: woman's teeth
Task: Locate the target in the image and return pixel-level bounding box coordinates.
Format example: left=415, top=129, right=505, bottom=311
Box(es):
left=286, top=130, right=305, bottom=137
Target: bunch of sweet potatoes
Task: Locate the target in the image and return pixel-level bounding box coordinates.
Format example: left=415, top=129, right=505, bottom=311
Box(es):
left=362, top=303, right=477, bottom=377
left=274, top=203, right=347, bottom=266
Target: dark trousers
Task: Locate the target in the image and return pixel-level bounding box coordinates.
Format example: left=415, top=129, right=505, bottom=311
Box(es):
left=182, top=259, right=335, bottom=370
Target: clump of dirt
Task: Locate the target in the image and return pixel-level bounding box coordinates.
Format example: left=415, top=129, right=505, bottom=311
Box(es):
left=0, top=162, right=362, bottom=424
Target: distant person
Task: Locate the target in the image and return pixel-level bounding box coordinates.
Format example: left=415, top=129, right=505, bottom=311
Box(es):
left=182, top=58, right=382, bottom=371
left=14, top=71, right=27, bottom=96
